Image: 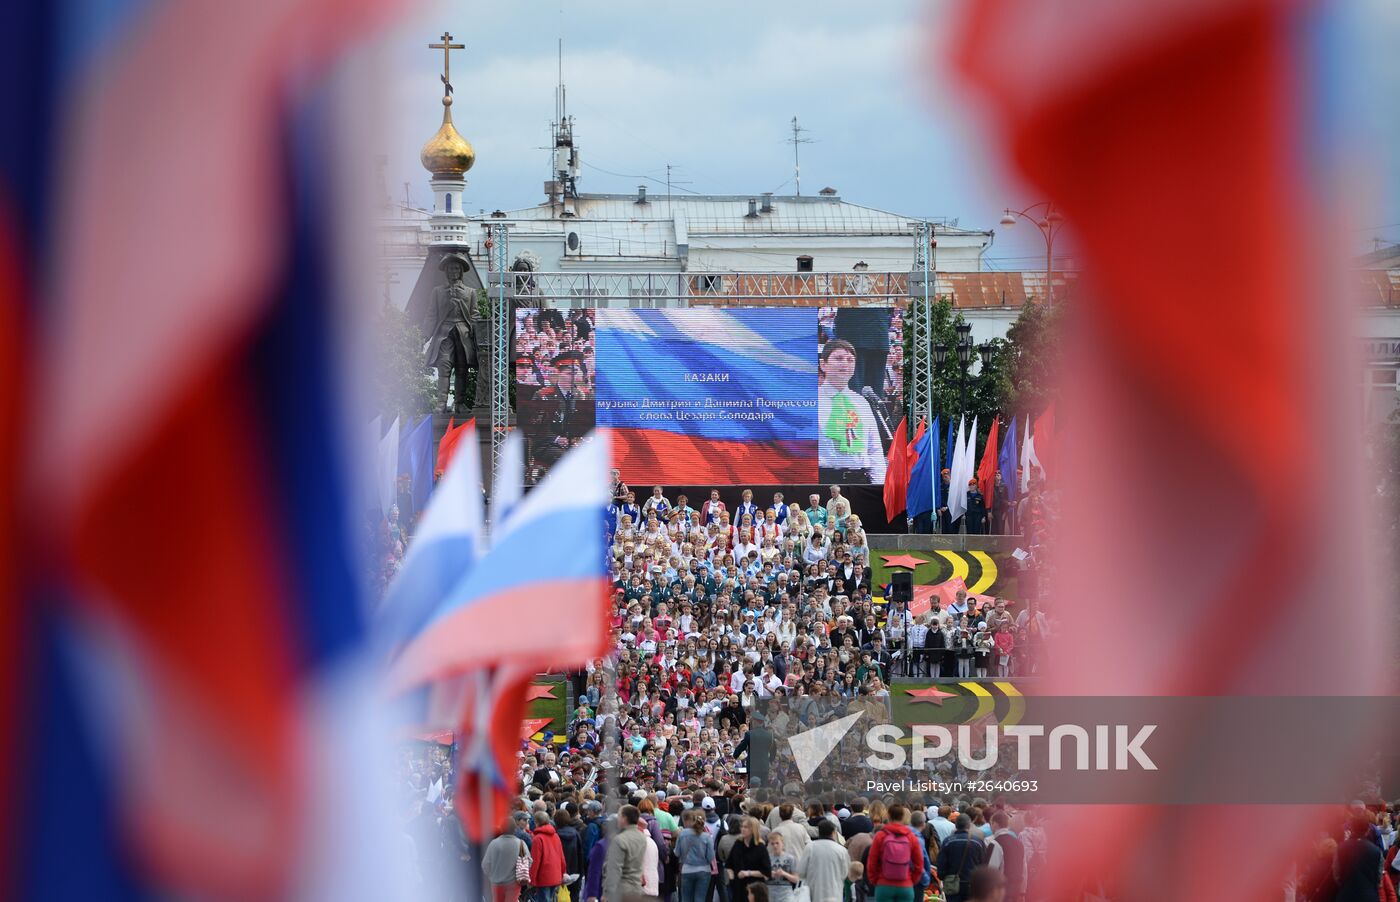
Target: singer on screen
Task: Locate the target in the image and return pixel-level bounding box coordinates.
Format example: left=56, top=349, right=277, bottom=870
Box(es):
left=817, top=339, right=887, bottom=484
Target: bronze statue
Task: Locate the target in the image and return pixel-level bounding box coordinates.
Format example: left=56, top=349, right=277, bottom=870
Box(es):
left=422, top=252, right=478, bottom=414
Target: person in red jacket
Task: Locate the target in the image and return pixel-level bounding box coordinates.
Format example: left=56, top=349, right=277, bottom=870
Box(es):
left=865, top=804, right=924, bottom=902
left=530, top=820, right=566, bottom=902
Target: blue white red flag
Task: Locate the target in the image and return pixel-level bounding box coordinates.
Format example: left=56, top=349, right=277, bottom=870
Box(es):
left=383, top=430, right=611, bottom=841
left=4, top=0, right=413, bottom=897
left=387, top=432, right=612, bottom=692
left=378, top=421, right=485, bottom=659
left=595, top=309, right=817, bottom=483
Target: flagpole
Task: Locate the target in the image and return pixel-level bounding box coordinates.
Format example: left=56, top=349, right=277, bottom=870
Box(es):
left=476, top=670, right=496, bottom=874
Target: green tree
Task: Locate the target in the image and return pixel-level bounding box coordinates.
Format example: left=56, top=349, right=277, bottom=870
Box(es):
left=1001, top=300, right=1063, bottom=417
left=902, top=297, right=1060, bottom=446
left=376, top=304, right=437, bottom=422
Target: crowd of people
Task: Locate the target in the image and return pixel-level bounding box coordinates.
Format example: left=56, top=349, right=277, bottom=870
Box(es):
left=473, top=788, right=1039, bottom=902
left=390, top=472, right=1399, bottom=901
left=1291, top=805, right=1400, bottom=901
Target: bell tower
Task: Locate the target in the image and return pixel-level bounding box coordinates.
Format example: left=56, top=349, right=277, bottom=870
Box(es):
left=419, top=32, right=475, bottom=245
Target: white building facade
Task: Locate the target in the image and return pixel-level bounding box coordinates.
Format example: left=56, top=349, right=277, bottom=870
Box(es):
left=381, top=188, right=993, bottom=309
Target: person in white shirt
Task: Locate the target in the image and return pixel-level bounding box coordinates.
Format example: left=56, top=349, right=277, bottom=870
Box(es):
left=925, top=805, right=956, bottom=844
left=642, top=485, right=671, bottom=519
left=904, top=613, right=930, bottom=677
left=803, top=530, right=831, bottom=566
left=761, top=664, right=784, bottom=697
left=798, top=819, right=850, bottom=902
left=756, top=511, right=785, bottom=542
left=640, top=821, right=662, bottom=898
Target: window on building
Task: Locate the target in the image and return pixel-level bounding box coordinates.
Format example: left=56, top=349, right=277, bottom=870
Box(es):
left=630, top=287, right=667, bottom=309
left=697, top=274, right=722, bottom=294
left=445, top=193, right=452, bottom=213
left=1368, top=366, right=1398, bottom=387
left=569, top=287, right=611, bottom=309
left=796, top=255, right=814, bottom=272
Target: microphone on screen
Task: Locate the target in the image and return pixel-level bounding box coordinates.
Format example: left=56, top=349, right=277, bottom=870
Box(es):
left=860, top=386, right=894, bottom=447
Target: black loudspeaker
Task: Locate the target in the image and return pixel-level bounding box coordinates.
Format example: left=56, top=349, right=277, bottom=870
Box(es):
left=889, top=571, right=913, bottom=603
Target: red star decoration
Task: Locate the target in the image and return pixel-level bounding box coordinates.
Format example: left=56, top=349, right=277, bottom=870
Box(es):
left=521, top=717, right=553, bottom=740
left=526, top=684, right=558, bottom=701
left=881, top=553, right=927, bottom=570
left=905, top=685, right=959, bottom=705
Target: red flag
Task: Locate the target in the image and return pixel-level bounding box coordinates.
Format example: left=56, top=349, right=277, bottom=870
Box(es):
left=434, top=417, right=474, bottom=479
left=976, top=417, right=1000, bottom=509
left=882, top=417, right=911, bottom=521
left=954, top=1, right=1383, bottom=899
left=906, top=416, right=927, bottom=468
left=1031, top=403, right=1054, bottom=481
left=453, top=666, right=535, bottom=842
left=902, top=417, right=928, bottom=491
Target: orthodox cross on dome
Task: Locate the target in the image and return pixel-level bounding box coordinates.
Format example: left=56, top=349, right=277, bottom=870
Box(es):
left=428, top=31, right=465, bottom=103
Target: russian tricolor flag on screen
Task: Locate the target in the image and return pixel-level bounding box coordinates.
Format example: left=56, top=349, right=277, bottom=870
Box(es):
left=595, top=308, right=818, bottom=483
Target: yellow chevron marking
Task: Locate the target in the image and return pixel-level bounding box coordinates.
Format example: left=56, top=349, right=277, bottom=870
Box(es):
left=968, top=551, right=998, bottom=595
left=959, top=681, right=994, bottom=721
left=936, top=550, right=969, bottom=584
left=994, top=681, right=1023, bottom=726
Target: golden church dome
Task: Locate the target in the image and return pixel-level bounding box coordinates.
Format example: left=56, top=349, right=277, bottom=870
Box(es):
left=420, top=101, right=475, bottom=177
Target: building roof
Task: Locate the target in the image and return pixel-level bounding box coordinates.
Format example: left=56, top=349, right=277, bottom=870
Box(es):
left=488, top=192, right=989, bottom=238
left=938, top=271, right=1077, bottom=307
left=1358, top=269, right=1400, bottom=307
left=1356, top=242, right=1400, bottom=268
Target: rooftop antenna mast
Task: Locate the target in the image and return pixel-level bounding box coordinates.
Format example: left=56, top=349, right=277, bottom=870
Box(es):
left=787, top=116, right=813, bottom=196
left=548, top=37, right=580, bottom=214
left=664, top=163, right=692, bottom=217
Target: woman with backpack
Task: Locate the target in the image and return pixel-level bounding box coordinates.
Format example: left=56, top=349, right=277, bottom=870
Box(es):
left=864, top=804, right=923, bottom=902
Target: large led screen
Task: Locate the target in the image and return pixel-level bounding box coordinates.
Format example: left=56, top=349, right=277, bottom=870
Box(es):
left=514, top=307, right=903, bottom=485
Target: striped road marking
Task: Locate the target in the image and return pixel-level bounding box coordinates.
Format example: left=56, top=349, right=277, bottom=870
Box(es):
left=936, top=550, right=969, bottom=584
left=968, top=551, right=998, bottom=595
left=993, top=681, right=1023, bottom=725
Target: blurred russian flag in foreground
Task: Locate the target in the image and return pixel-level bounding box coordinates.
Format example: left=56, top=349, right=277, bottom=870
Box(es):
left=954, top=0, right=1391, bottom=899
left=377, top=428, right=611, bottom=842
left=2, top=0, right=413, bottom=898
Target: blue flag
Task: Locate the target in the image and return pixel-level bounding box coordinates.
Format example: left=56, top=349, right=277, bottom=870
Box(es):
left=398, top=415, right=435, bottom=517
left=931, top=417, right=942, bottom=513
left=999, top=415, right=1020, bottom=504
left=906, top=422, right=934, bottom=518
left=944, top=415, right=956, bottom=471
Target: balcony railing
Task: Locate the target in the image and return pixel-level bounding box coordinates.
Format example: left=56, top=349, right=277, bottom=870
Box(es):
left=491, top=270, right=911, bottom=308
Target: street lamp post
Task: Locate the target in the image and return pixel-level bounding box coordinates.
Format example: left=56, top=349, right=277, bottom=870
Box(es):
left=934, top=321, right=996, bottom=417
left=999, top=202, right=1066, bottom=305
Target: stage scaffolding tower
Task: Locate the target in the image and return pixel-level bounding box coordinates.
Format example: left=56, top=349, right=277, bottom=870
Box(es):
left=910, top=221, right=937, bottom=429
left=487, top=222, right=511, bottom=478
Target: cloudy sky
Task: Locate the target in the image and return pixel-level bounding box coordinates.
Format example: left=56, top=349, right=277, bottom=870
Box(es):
left=368, top=0, right=1400, bottom=267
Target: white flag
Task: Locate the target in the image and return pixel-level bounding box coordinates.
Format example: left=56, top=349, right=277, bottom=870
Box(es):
left=949, top=416, right=969, bottom=520
left=963, top=416, right=979, bottom=515
left=1020, top=416, right=1038, bottom=493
